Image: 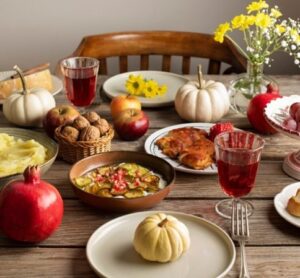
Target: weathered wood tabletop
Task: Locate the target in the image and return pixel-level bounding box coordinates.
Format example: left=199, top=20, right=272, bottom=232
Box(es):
left=1, top=75, right=300, bottom=277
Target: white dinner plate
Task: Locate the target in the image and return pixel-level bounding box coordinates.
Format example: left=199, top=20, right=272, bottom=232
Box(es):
left=86, top=211, right=236, bottom=278
left=145, top=123, right=217, bottom=174
left=0, top=75, right=63, bottom=104
left=274, top=182, right=300, bottom=228
left=102, top=70, right=189, bottom=107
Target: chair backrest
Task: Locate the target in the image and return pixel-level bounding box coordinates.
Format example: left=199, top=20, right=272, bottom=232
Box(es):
left=68, top=31, right=247, bottom=75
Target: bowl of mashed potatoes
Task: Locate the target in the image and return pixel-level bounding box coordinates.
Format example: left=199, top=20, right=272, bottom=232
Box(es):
left=0, top=128, right=58, bottom=186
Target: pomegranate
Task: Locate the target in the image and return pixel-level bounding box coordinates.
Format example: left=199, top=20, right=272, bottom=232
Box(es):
left=0, top=166, right=63, bottom=242
left=247, top=83, right=281, bottom=134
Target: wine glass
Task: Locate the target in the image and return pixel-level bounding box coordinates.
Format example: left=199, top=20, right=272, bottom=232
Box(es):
left=60, top=57, right=99, bottom=111
left=214, top=131, right=265, bottom=219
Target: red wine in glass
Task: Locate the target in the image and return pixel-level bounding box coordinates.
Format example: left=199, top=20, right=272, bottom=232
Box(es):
left=65, top=75, right=96, bottom=107
left=217, top=160, right=259, bottom=198
left=214, top=131, right=265, bottom=218
left=61, top=57, right=99, bottom=109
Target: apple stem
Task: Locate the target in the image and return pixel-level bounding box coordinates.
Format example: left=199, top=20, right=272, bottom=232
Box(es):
left=13, top=65, right=29, bottom=95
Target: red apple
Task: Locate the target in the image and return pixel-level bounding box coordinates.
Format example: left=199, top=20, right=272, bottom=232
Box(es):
left=113, top=109, right=149, bottom=141
left=247, top=85, right=281, bottom=134
left=110, top=95, right=141, bottom=119
left=43, top=105, right=80, bottom=138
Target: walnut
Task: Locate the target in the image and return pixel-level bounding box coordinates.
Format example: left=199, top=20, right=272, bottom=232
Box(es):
left=61, top=126, right=79, bottom=141
left=93, top=118, right=110, bottom=136
left=72, top=116, right=90, bottom=130
left=83, top=111, right=100, bottom=123
left=79, top=126, right=100, bottom=141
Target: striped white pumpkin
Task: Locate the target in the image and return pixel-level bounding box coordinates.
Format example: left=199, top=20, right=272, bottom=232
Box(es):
left=175, top=78, right=230, bottom=123
left=3, top=66, right=55, bottom=127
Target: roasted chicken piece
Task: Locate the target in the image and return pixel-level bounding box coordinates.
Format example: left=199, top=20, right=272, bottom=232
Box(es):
left=156, top=127, right=207, bottom=158
left=155, top=127, right=214, bottom=170
left=179, top=137, right=215, bottom=170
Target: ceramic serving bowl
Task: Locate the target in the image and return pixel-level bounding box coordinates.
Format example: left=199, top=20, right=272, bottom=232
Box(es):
left=69, top=151, right=175, bottom=212
left=0, top=128, right=58, bottom=186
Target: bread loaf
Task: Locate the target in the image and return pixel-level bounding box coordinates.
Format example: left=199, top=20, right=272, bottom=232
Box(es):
left=0, top=69, right=53, bottom=99
left=287, top=188, right=300, bottom=217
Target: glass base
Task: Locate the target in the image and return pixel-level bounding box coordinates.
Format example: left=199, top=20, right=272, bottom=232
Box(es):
left=215, top=199, right=254, bottom=219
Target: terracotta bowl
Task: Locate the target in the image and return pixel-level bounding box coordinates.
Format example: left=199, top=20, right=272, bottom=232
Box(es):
left=69, top=151, right=175, bottom=212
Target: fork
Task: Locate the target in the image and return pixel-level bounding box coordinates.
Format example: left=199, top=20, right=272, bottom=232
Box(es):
left=231, top=200, right=250, bottom=278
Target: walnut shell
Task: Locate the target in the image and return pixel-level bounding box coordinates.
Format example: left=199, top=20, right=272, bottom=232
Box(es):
left=93, top=118, right=110, bottom=136
left=79, top=126, right=100, bottom=141
left=83, top=111, right=100, bottom=123
left=72, top=116, right=90, bottom=130
left=61, top=125, right=79, bottom=141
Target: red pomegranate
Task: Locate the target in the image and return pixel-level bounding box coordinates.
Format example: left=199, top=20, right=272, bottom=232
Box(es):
left=0, top=166, right=64, bottom=242
left=247, top=84, right=281, bottom=134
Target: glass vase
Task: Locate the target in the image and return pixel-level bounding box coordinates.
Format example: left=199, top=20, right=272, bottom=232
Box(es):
left=229, top=62, right=278, bottom=115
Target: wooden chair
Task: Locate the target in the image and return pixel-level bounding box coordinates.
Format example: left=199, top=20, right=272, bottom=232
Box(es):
left=61, top=31, right=247, bottom=75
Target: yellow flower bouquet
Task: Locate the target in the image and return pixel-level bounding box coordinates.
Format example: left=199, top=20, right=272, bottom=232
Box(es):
left=214, top=0, right=300, bottom=114
left=214, top=0, right=300, bottom=66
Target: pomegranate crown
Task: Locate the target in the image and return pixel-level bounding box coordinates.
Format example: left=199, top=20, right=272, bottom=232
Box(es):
left=24, top=165, right=41, bottom=184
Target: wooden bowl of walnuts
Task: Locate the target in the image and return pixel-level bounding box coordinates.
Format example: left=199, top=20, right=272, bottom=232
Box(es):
left=55, top=111, right=114, bottom=163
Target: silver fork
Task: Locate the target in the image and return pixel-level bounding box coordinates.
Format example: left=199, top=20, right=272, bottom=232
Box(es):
left=231, top=200, right=250, bottom=278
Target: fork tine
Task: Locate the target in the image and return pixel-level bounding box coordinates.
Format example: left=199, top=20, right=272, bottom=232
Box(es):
left=236, top=201, right=240, bottom=236
left=245, top=204, right=250, bottom=237
left=231, top=200, right=236, bottom=235
left=241, top=203, right=245, bottom=236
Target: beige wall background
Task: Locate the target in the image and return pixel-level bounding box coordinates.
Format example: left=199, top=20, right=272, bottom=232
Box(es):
left=1, top=0, right=300, bottom=74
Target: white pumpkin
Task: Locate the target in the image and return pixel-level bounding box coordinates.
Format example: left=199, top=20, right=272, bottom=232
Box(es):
left=133, top=213, right=190, bottom=263
left=175, top=65, right=230, bottom=122
left=3, top=65, right=56, bottom=127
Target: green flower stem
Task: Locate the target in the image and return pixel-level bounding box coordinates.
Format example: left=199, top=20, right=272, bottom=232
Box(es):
left=224, top=35, right=249, bottom=60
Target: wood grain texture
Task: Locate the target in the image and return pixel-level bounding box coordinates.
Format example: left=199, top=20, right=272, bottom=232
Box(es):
left=1, top=247, right=300, bottom=278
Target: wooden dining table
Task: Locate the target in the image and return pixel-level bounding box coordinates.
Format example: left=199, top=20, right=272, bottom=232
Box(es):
left=0, top=74, right=300, bottom=277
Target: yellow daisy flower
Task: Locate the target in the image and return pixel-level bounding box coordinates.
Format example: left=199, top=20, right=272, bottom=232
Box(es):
left=245, top=15, right=256, bottom=26
left=231, top=15, right=246, bottom=30
left=125, top=74, right=145, bottom=96
left=270, top=8, right=282, bottom=18
left=143, top=80, right=159, bottom=98
left=247, top=0, right=269, bottom=14
left=255, top=13, right=271, bottom=28
left=232, top=15, right=255, bottom=30
left=214, top=23, right=231, bottom=43
left=276, top=24, right=286, bottom=34
left=157, top=85, right=168, bottom=96
left=290, top=29, right=300, bottom=44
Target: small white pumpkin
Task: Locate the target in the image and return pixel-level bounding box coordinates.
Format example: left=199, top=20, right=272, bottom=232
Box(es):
left=3, top=65, right=56, bottom=127
left=133, top=213, right=190, bottom=263
left=175, top=65, right=230, bottom=122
